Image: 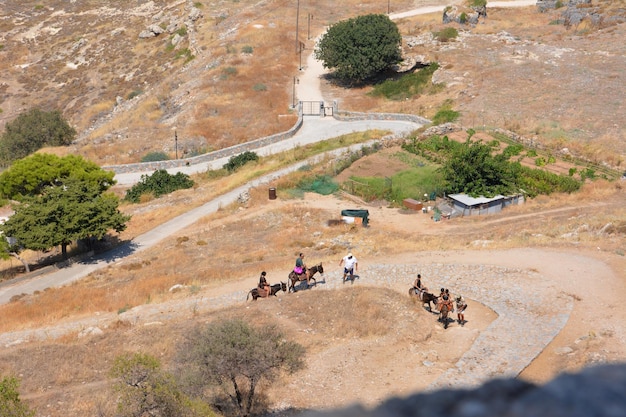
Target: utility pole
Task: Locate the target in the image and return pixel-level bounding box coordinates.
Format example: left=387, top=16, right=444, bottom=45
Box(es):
left=307, top=13, right=312, bottom=40
left=295, top=0, right=300, bottom=53
left=388, top=0, right=390, bottom=14
left=175, top=130, right=178, bottom=159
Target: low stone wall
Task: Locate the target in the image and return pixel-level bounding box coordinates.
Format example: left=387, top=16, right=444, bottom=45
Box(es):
left=332, top=101, right=431, bottom=125
left=103, top=108, right=304, bottom=174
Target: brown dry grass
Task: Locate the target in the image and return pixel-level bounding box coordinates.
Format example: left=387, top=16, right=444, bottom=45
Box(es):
left=0, top=146, right=624, bottom=416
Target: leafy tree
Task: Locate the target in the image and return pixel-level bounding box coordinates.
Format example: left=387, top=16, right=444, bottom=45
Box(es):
left=1, top=178, right=130, bottom=259
left=0, top=108, right=76, bottom=164
left=111, top=352, right=213, bottom=417
left=441, top=138, right=519, bottom=197
left=124, top=169, right=194, bottom=203
left=0, top=375, right=35, bottom=417
left=0, top=153, right=115, bottom=201
left=178, top=318, right=305, bottom=417
left=314, top=14, right=402, bottom=83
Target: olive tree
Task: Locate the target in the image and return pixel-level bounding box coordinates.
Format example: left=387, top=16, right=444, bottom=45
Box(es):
left=111, top=352, right=213, bottom=417
left=177, top=318, right=305, bottom=417
left=314, top=14, right=402, bottom=84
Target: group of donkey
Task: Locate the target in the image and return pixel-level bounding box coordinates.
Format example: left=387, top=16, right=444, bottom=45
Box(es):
left=246, top=263, right=324, bottom=301
left=408, top=287, right=454, bottom=329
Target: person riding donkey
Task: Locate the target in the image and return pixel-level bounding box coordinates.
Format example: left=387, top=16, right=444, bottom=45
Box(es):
left=258, top=271, right=271, bottom=298
left=413, top=273, right=428, bottom=300
left=439, top=293, right=454, bottom=322
left=294, top=252, right=310, bottom=286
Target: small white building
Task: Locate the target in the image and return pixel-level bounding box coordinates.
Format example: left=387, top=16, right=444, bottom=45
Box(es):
left=447, top=193, right=524, bottom=217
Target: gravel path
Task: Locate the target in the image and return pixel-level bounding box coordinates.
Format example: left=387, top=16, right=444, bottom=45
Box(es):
left=0, top=260, right=572, bottom=392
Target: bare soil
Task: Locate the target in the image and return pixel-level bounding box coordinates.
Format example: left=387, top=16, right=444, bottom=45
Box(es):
left=0, top=1, right=625, bottom=415
left=1, top=149, right=624, bottom=416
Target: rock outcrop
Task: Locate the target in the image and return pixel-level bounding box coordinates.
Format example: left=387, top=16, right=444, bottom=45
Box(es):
left=442, top=5, right=483, bottom=25
left=303, top=364, right=626, bottom=417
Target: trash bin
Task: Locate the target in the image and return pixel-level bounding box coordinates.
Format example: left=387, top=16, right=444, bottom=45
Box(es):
left=269, top=187, right=277, bottom=200
left=340, top=209, right=369, bottom=226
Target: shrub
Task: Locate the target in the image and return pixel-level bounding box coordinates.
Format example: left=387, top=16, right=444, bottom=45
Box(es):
left=0, top=376, right=34, bottom=417
left=459, top=12, right=468, bottom=24
left=223, top=151, right=259, bottom=172
left=253, top=83, right=267, bottom=91
left=124, top=169, right=194, bottom=203
left=241, top=45, right=253, bottom=54
left=140, top=151, right=169, bottom=162
left=175, top=48, right=194, bottom=63
left=469, top=0, right=486, bottom=6
left=433, top=27, right=458, bottom=42
left=502, top=144, right=524, bottom=159
left=127, top=90, right=143, bottom=100
left=432, top=108, right=460, bottom=125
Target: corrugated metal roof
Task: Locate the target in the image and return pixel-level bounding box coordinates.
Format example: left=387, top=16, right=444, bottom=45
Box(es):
left=448, top=193, right=504, bottom=206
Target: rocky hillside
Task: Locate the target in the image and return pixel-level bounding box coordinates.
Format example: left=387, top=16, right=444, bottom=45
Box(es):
left=1, top=0, right=625, bottom=169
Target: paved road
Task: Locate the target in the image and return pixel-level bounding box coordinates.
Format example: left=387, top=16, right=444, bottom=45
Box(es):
left=113, top=117, right=422, bottom=185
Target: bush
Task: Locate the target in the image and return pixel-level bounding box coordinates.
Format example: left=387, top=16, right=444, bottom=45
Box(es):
left=432, top=107, right=460, bottom=125
left=433, top=27, right=458, bottom=42
left=127, top=90, right=143, bottom=100
left=0, top=375, right=34, bottom=417
left=124, top=169, right=194, bottom=203
left=253, top=83, right=267, bottom=91
left=140, top=151, right=170, bottom=162
left=241, top=45, right=253, bottom=54
left=223, top=151, right=259, bottom=173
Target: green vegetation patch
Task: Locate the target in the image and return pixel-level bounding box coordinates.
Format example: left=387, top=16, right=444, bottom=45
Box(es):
left=432, top=102, right=460, bottom=125
left=343, top=162, right=444, bottom=204
left=369, top=63, right=440, bottom=100
left=433, top=27, right=459, bottom=42
left=124, top=169, right=194, bottom=203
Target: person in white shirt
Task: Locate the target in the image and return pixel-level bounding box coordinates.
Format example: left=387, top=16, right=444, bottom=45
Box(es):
left=339, top=252, right=358, bottom=283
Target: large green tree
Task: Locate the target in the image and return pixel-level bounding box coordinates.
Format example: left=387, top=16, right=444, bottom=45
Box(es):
left=314, top=14, right=402, bottom=83
left=1, top=178, right=130, bottom=259
left=0, top=108, right=76, bottom=165
left=0, top=153, right=115, bottom=201
left=441, top=136, right=520, bottom=197
left=177, top=318, right=305, bottom=417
